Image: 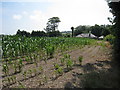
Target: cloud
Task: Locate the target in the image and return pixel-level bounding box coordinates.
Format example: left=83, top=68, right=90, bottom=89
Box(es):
left=28, top=10, right=48, bottom=31
left=22, top=11, right=28, bottom=15
left=29, top=10, right=47, bottom=22
left=13, top=14, right=22, bottom=20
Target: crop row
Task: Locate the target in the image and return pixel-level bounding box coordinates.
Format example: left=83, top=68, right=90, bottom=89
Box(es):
left=2, top=35, right=96, bottom=59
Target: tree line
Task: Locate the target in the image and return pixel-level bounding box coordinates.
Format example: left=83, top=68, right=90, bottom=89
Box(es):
left=16, top=24, right=111, bottom=38
left=74, top=24, right=111, bottom=38
left=16, top=29, right=62, bottom=37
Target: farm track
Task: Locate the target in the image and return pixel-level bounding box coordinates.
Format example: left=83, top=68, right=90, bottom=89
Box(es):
left=40, top=45, right=111, bottom=88
left=2, top=44, right=119, bottom=88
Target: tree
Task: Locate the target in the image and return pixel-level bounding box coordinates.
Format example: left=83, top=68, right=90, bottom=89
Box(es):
left=71, top=27, right=74, bottom=37
left=47, top=31, right=62, bottom=37
left=91, top=24, right=103, bottom=38
left=74, top=25, right=90, bottom=36
left=107, top=1, right=120, bottom=65
left=31, top=30, right=46, bottom=37
left=16, top=29, right=30, bottom=37
left=44, top=17, right=61, bottom=33
left=101, top=25, right=110, bottom=37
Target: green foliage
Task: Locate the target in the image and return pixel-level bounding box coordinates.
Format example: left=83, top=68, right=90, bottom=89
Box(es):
left=55, top=67, right=63, bottom=75
left=44, top=17, right=61, bottom=32
left=60, top=57, right=65, bottom=65
left=28, top=69, right=32, bottom=75
left=38, top=66, right=43, bottom=73
left=2, top=64, right=9, bottom=75
left=47, top=31, right=62, bottom=37
left=54, top=63, right=60, bottom=70
left=25, top=56, right=31, bottom=64
left=54, top=63, right=63, bottom=75
left=104, top=34, right=115, bottom=44
left=16, top=29, right=30, bottom=37
left=74, top=25, right=89, bottom=36
left=18, top=59, right=23, bottom=72
left=91, top=24, right=103, bottom=38
left=64, top=54, right=70, bottom=59
left=45, top=45, right=55, bottom=58
left=31, top=30, right=46, bottom=37
left=2, top=36, right=96, bottom=58
left=66, top=58, right=73, bottom=69
left=78, top=56, right=83, bottom=65
left=22, top=71, right=27, bottom=79
left=60, top=54, right=74, bottom=70
left=13, top=61, right=18, bottom=73
left=102, top=25, right=111, bottom=37
left=108, top=1, right=120, bottom=65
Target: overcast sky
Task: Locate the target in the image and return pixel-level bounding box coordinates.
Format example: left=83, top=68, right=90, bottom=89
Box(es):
left=1, top=0, right=113, bottom=35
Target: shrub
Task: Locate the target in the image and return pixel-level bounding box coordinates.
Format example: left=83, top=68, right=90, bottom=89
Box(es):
left=104, top=34, right=115, bottom=44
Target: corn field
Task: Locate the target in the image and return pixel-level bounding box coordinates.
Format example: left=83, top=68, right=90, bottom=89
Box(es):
left=1, top=35, right=97, bottom=88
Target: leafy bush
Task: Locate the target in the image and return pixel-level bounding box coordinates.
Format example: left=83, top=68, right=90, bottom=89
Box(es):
left=104, top=34, right=115, bottom=44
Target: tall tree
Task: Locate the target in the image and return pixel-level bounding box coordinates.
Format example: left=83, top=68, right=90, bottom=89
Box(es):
left=107, top=1, right=120, bottom=65
left=44, top=17, right=61, bottom=32
left=91, top=24, right=103, bottom=38
left=101, top=25, right=110, bottom=37
left=71, top=27, right=74, bottom=37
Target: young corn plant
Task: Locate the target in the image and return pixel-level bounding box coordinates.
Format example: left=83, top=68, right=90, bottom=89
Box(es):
left=12, top=76, right=17, bottom=83
left=54, top=63, right=63, bottom=76
left=60, top=57, right=65, bottom=66
left=60, top=54, right=74, bottom=71
left=13, top=61, right=18, bottom=74
left=28, top=69, right=32, bottom=77
left=66, top=58, right=74, bottom=70
left=45, top=45, right=55, bottom=59
left=29, top=53, right=34, bottom=64
left=43, top=75, right=48, bottom=83
left=56, top=67, right=63, bottom=76
left=10, top=76, right=16, bottom=84
left=38, top=66, right=43, bottom=73
left=22, top=71, right=27, bottom=80
left=18, top=59, right=23, bottom=72
left=33, top=53, right=38, bottom=67
left=64, top=54, right=70, bottom=59
left=7, top=77, right=11, bottom=85
left=25, top=56, right=30, bottom=64
left=78, top=56, right=83, bottom=65
left=2, top=64, right=9, bottom=76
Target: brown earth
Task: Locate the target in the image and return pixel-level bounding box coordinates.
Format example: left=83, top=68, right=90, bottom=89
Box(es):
left=2, top=43, right=119, bottom=89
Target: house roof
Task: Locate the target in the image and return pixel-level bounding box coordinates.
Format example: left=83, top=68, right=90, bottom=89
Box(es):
left=76, top=33, right=96, bottom=38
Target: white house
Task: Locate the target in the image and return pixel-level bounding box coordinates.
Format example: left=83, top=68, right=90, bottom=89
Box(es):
left=76, top=33, right=97, bottom=38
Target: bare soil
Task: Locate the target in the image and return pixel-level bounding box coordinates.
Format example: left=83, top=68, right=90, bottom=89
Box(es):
left=2, top=42, right=119, bottom=89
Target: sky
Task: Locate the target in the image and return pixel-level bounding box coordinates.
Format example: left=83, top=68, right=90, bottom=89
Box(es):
left=1, top=0, right=113, bottom=35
